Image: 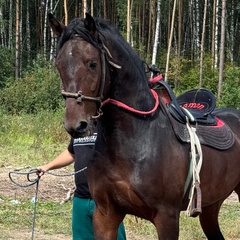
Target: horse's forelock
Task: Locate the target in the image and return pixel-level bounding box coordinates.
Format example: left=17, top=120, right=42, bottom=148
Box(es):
left=57, top=17, right=113, bottom=51
left=57, top=18, right=97, bottom=52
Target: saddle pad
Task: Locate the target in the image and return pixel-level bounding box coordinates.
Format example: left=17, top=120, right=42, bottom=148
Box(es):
left=170, top=115, right=234, bottom=150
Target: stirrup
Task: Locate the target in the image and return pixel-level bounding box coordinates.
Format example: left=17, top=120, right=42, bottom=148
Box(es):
left=189, top=182, right=202, bottom=217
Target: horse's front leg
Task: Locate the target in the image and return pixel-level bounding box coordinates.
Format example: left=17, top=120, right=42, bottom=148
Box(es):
left=154, top=207, right=180, bottom=240
left=93, top=205, right=125, bottom=240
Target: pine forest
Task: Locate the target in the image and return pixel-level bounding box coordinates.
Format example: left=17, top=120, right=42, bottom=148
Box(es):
left=0, top=0, right=240, bottom=112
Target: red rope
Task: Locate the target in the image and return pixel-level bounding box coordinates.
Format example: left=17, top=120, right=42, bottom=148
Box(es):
left=149, top=74, right=163, bottom=83
left=102, top=89, right=159, bottom=115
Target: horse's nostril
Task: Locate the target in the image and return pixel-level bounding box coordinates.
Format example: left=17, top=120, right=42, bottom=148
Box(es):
left=76, top=121, right=88, bottom=133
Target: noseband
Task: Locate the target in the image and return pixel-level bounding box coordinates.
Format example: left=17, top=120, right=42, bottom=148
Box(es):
left=61, top=90, right=102, bottom=103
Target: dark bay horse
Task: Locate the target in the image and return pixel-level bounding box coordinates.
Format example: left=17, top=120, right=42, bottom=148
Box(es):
left=49, top=13, right=240, bottom=239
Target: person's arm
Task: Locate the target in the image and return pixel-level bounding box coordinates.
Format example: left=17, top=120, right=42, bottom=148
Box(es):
left=37, top=149, right=74, bottom=176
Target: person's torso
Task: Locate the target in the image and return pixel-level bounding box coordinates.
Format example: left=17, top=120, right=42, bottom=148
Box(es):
left=70, top=133, right=97, bottom=198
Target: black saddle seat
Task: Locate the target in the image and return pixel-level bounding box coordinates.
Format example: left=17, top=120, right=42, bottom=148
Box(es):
left=153, top=80, right=216, bottom=125
left=177, top=88, right=216, bottom=125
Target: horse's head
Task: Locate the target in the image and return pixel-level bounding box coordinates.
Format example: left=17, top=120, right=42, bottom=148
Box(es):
left=49, top=13, right=109, bottom=138
left=49, top=13, right=155, bottom=138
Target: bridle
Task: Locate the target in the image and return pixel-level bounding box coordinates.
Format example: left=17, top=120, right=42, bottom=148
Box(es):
left=60, top=36, right=159, bottom=118
left=61, top=36, right=120, bottom=118
left=61, top=40, right=106, bottom=103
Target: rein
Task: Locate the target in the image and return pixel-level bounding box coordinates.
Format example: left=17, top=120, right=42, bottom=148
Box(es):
left=102, top=89, right=159, bottom=116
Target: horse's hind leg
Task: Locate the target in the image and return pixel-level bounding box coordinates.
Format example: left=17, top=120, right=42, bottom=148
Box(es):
left=199, top=200, right=225, bottom=240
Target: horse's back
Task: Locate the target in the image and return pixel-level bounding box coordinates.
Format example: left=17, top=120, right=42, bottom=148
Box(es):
left=213, top=108, right=240, bottom=134
left=213, top=107, right=240, bottom=119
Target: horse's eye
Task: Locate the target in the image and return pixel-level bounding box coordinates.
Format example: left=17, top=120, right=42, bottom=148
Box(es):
left=88, top=62, right=97, bottom=70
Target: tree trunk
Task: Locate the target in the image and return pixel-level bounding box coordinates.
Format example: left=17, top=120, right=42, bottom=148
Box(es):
left=15, top=0, right=20, bottom=79
left=26, top=0, right=31, bottom=65
left=75, top=0, right=79, bottom=17
left=152, top=0, right=160, bottom=65
left=211, top=0, right=216, bottom=68
left=218, top=0, right=226, bottom=100
left=64, top=0, right=68, bottom=25
left=178, top=0, right=183, bottom=59
left=165, top=0, right=177, bottom=82
left=199, top=0, right=208, bottom=87
left=127, top=0, right=131, bottom=43
left=228, top=2, right=234, bottom=63
left=215, top=0, right=219, bottom=68
left=50, top=0, right=56, bottom=61
left=82, top=0, right=87, bottom=17
left=103, top=0, right=107, bottom=18
left=8, top=0, right=13, bottom=49
left=44, top=0, right=50, bottom=59
left=0, top=6, right=5, bottom=46
left=91, top=0, right=94, bottom=16
left=147, top=0, right=153, bottom=58
left=141, top=0, right=146, bottom=48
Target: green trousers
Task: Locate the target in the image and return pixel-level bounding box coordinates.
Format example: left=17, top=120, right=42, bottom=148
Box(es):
left=72, top=196, right=126, bottom=240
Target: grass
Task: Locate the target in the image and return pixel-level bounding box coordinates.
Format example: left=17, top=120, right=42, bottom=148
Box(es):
left=0, top=200, right=239, bottom=239
left=0, top=200, right=72, bottom=238
left=124, top=204, right=240, bottom=239
left=0, top=111, right=239, bottom=239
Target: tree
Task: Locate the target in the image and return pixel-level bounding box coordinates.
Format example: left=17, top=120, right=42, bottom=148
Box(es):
left=165, top=0, right=177, bottom=82
left=199, top=0, right=208, bottom=87
left=127, top=0, right=131, bottom=43
left=211, top=0, right=217, bottom=69
left=178, top=0, right=183, bottom=59
left=152, top=0, right=160, bottom=65
left=64, top=0, right=68, bottom=25
left=15, top=0, right=20, bottom=79
left=218, top=0, right=226, bottom=100
left=82, top=0, right=87, bottom=17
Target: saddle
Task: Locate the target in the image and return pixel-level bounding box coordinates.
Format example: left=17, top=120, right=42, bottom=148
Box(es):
left=152, top=80, right=234, bottom=150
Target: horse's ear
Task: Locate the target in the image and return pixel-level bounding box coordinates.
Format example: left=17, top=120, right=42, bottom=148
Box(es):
left=84, top=13, right=97, bottom=37
left=48, top=13, right=66, bottom=37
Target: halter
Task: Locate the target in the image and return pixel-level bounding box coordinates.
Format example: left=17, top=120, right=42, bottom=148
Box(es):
left=61, top=41, right=108, bottom=106
left=61, top=36, right=159, bottom=118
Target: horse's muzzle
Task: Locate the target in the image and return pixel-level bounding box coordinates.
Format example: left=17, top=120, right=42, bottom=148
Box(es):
left=64, top=120, right=89, bottom=138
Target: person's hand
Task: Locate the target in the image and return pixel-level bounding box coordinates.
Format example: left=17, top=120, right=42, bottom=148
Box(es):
left=36, top=166, right=48, bottom=177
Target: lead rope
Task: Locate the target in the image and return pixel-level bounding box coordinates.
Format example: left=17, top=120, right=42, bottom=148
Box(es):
left=9, top=167, right=87, bottom=240
left=31, top=175, right=40, bottom=240
left=185, top=118, right=203, bottom=217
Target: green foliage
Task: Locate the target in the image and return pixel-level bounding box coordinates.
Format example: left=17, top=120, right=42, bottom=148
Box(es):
left=0, top=46, right=15, bottom=88
left=0, top=57, right=63, bottom=114
left=218, top=65, right=240, bottom=109
left=167, top=55, right=219, bottom=96
left=0, top=109, right=69, bottom=147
